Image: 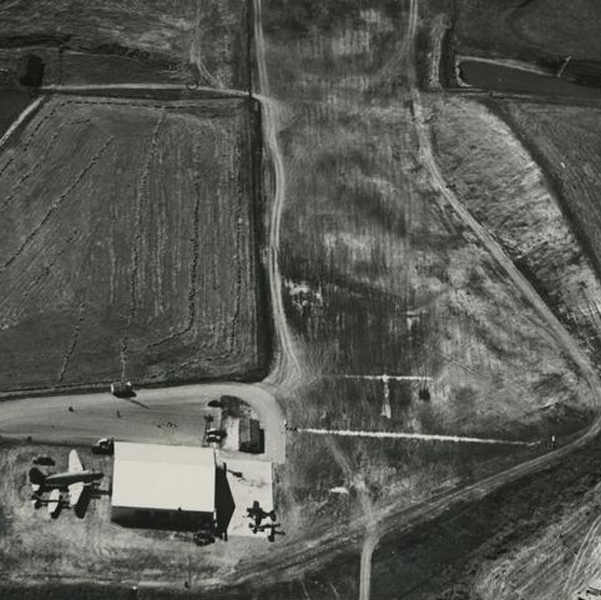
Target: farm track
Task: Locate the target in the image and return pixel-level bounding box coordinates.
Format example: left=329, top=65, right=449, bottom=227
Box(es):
left=57, top=302, right=86, bottom=383
left=253, top=0, right=303, bottom=390
left=0, top=114, right=74, bottom=212
left=127, top=111, right=165, bottom=328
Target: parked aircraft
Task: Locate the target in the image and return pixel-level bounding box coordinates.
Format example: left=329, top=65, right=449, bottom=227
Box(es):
left=246, top=500, right=276, bottom=532
left=255, top=521, right=285, bottom=543
left=29, top=449, right=104, bottom=509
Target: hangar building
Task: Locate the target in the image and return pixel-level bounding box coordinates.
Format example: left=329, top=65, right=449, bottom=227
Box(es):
left=111, top=442, right=225, bottom=532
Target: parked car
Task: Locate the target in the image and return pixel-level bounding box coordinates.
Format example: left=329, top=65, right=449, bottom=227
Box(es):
left=206, top=429, right=227, bottom=444
left=192, top=529, right=215, bottom=546
left=110, top=381, right=135, bottom=398
left=91, top=438, right=114, bottom=455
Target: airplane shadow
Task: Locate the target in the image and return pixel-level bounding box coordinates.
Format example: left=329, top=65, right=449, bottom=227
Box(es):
left=120, top=396, right=150, bottom=410
left=73, top=485, right=110, bottom=518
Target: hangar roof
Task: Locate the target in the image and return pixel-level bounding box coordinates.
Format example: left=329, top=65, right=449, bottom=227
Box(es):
left=111, top=442, right=216, bottom=513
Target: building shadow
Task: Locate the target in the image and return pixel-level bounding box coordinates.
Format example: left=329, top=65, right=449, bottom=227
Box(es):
left=215, top=465, right=235, bottom=539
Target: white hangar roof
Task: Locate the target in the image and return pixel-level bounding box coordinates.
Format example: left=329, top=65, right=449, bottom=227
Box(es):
left=111, top=442, right=216, bottom=513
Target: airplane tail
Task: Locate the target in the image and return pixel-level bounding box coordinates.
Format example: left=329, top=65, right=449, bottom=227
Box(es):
left=28, top=467, right=46, bottom=485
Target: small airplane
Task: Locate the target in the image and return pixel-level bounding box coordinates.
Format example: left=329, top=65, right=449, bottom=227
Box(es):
left=246, top=500, right=276, bottom=532
left=254, top=521, right=285, bottom=543
left=29, top=449, right=104, bottom=514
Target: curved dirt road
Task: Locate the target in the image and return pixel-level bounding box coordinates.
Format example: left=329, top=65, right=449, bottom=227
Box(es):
left=253, top=0, right=303, bottom=390
left=0, top=382, right=286, bottom=463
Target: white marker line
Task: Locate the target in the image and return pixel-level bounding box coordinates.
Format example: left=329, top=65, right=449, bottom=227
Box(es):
left=337, top=375, right=433, bottom=382
left=0, top=96, right=45, bottom=150
left=296, top=428, right=537, bottom=447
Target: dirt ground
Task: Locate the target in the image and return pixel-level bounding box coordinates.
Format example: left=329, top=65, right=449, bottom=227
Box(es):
left=3, top=0, right=601, bottom=597
left=0, top=94, right=269, bottom=392
left=0, top=437, right=282, bottom=591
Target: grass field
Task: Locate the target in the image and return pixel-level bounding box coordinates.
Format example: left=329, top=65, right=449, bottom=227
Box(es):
left=0, top=95, right=268, bottom=392
left=0, top=439, right=234, bottom=589
left=0, top=0, right=249, bottom=88
left=254, top=1, right=599, bottom=583
left=453, top=0, right=601, bottom=62
left=264, top=0, right=594, bottom=438
left=490, top=102, right=601, bottom=283
left=366, top=432, right=601, bottom=600
left=429, top=95, right=601, bottom=384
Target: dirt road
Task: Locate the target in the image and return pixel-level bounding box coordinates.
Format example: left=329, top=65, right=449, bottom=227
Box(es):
left=0, top=382, right=286, bottom=463
left=253, top=0, right=302, bottom=391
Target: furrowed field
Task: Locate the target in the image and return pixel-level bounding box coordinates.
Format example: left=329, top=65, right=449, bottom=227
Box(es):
left=0, top=95, right=268, bottom=392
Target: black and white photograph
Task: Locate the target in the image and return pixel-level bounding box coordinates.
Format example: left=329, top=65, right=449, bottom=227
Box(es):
left=0, top=0, right=600, bottom=598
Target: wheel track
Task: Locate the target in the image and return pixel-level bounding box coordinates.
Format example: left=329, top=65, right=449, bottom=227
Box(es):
left=126, top=110, right=166, bottom=329
left=57, top=302, right=86, bottom=383
left=252, top=0, right=303, bottom=389
left=0, top=136, right=114, bottom=276
left=1, top=115, right=75, bottom=212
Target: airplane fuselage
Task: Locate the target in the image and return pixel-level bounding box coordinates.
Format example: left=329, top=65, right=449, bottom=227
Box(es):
left=42, top=471, right=103, bottom=487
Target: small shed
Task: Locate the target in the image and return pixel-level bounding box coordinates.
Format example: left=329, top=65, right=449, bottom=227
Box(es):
left=18, top=54, right=45, bottom=87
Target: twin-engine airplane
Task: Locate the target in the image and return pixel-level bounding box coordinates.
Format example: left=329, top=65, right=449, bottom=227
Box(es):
left=29, top=449, right=104, bottom=517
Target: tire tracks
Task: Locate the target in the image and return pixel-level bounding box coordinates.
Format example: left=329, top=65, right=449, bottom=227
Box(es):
left=253, top=0, right=303, bottom=390
left=0, top=136, right=114, bottom=276
left=57, top=302, right=86, bottom=383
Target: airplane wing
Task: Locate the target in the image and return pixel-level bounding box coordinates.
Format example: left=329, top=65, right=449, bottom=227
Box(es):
left=68, top=449, right=84, bottom=473
left=69, top=481, right=84, bottom=507
left=48, top=489, right=61, bottom=516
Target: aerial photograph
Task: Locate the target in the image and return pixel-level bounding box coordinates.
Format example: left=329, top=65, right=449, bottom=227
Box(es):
left=0, top=0, right=600, bottom=599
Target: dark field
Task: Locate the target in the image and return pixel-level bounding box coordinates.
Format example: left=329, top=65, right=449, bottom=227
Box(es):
left=0, top=95, right=268, bottom=392
left=459, top=60, right=601, bottom=99
left=453, top=0, right=601, bottom=62
left=0, top=89, right=30, bottom=137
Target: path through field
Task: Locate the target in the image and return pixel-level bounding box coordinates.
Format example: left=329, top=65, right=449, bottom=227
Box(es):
left=252, top=0, right=302, bottom=391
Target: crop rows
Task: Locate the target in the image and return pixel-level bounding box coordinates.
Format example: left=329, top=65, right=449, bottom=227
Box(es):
left=0, top=95, right=267, bottom=392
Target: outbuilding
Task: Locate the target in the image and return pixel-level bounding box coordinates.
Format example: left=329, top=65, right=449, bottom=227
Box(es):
left=111, top=442, right=219, bottom=532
